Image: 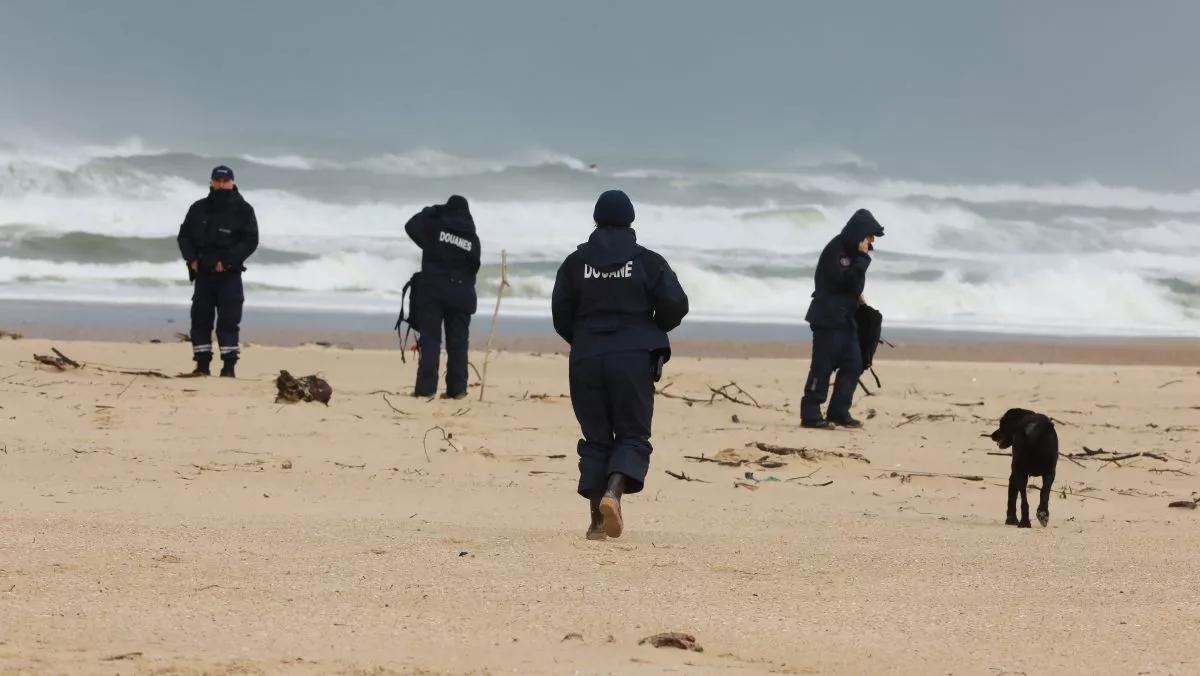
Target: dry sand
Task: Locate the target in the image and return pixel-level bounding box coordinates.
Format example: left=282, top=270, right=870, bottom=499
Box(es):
left=1, top=337, right=1199, bottom=675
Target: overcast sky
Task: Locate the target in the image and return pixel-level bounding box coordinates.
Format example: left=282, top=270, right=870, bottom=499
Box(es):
left=2, top=0, right=1198, bottom=187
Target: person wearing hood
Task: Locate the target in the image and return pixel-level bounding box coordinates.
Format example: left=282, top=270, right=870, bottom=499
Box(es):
left=551, top=190, right=690, bottom=540
left=176, top=165, right=259, bottom=378
left=800, top=208, right=885, bottom=429
left=405, top=195, right=481, bottom=399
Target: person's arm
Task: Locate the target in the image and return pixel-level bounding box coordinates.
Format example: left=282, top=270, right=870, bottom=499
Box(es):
left=648, top=256, right=689, bottom=332
left=177, top=205, right=198, bottom=263
left=225, top=205, right=259, bottom=269
left=827, top=246, right=871, bottom=295
left=551, top=257, right=576, bottom=343
left=404, top=206, right=438, bottom=248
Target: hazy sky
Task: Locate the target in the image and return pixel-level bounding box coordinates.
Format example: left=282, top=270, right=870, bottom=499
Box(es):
left=2, top=1, right=1198, bottom=187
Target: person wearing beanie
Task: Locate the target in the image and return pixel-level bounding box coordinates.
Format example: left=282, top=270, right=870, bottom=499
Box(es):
left=404, top=195, right=481, bottom=398
left=551, top=190, right=690, bottom=540
left=800, top=208, right=885, bottom=429
left=176, top=165, right=259, bottom=378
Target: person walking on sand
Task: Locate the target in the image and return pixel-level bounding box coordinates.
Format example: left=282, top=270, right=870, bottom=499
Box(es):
left=405, top=195, right=481, bottom=399
left=176, top=165, right=259, bottom=378
left=800, top=209, right=885, bottom=429
left=551, top=190, right=689, bottom=540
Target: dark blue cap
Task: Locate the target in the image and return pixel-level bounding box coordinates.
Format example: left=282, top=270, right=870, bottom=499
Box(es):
left=593, top=189, right=635, bottom=227
left=211, top=165, right=235, bottom=181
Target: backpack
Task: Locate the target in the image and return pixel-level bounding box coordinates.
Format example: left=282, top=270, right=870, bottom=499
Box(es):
left=854, top=302, right=891, bottom=394
left=393, top=272, right=424, bottom=363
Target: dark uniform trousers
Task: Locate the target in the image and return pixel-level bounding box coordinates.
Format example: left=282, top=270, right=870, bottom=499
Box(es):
left=569, top=350, right=654, bottom=497
left=800, top=327, right=863, bottom=422
left=190, top=273, right=244, bottom=365
left=415, top=277, right=473, bottom=397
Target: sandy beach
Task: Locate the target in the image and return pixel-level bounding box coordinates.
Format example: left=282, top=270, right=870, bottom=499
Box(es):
left=2, top=337, right=1199, bottom=675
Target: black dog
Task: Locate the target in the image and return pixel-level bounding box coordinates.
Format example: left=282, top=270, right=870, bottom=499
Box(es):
left=987, top=408, right=1058, bottom=528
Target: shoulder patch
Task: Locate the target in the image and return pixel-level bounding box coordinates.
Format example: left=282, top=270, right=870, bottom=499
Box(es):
left=838, top=256, right=851, bottom=268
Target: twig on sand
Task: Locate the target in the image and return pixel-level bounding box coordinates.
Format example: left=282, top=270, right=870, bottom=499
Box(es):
left=422, top=426, right=460, bottom=462
left=1158, top=379, right=1184, bottom=389
left=101, top=652, right=143, bottom=662
left=655, top=382, right=706, bottom=405
left=115, top=374, right=139, bottom=400
left=753, top=441, right=869, bottom=464
left=1149, top=468, right=1194, bottom=476
left=478, top=249, right=511, bottom=402
left=665, top=470, right=709, bottom=483
left=888, top=470, right=985, bottom=482
left=381, top=393, right=409, bottom=416
left=708, top=382, right=761, bottom=408
left=333, top=462, right=365, bottom=469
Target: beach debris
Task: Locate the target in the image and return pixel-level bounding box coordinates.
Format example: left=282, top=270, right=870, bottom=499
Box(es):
left=1067, top=447, right=1171, bottom=466
left=101, top=652, right=143, bottom=662
left=896, top=412, right=957, bottom=428
left=684, top=449, right=786, bottom=469
left=752, top=441, right=869, bottom=464
left=0, top=330, right=23, bottom=340
left=731, top=414, right=741, bottom=423
left=380, top=392, right=409, bottom=416
left=1168, top=500, right=1197, bottom=510
left=887, top=470, right=984, bottom=482
left=275, top=370, right=332, bottom=405
left=639, top=632, right=703, bottom=652
left=281, top=459, right=293, bottom=470
left=173, top=332, right=190, bottom=342
left=422, top=426, right=461, bottom=462
left=478, top=250, right=511, bottom=401
left=709, top=382, right=761, bottom=407
left=333, top=462, right=365, bottom=469
left=665, top=469, right=709, bottom=483
left=562, top=633, right=584, bottom=642
left=33, top=348, right=81, bottom=371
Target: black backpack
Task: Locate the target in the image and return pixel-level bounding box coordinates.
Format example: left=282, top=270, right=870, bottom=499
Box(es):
left=854, top=303, right=891, bottom=394
left=393, top=272, right=424, bottom=363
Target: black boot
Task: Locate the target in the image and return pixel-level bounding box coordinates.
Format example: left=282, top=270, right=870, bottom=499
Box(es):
left=191, top=359, right=211, bottom=377
left=599, top=473, right=626, bottom=538
left=586, top=493, right=606, bottom=541
left=219, top=358, right=236, bottom=378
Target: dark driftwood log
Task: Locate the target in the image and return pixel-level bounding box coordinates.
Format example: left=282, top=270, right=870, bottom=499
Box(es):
left=274, top=370, right=333, bottom=405
left=639, top=632, right=703, bottom=652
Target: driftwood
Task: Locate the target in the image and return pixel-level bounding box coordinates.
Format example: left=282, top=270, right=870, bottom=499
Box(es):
left=896, top=412, right=957, bottom=428
left=665, top=470, right=709, bottom=483
left=33, top=348, right=81, bottom=370
left=478, top=250, right=511, bottom=402
left=381, top=393, right=409, bottom=416
left=708, top=382, right=761, bottom=408
left=0, top=330, right=22, bottom=340
left=1168, top=497, right=1198, bottom=509
left=274, top=371, right=333, bottom=405
left=753, top=441, right=869, bottom=464
left=684, top=453, right=786, bottom=469
left=421, top=426, right=461, bottom=462
left=655, top=382, right=706, bottom=405
left=889, top=470, right=985, bottom=482
left=639, top=632, right=703, bottom=652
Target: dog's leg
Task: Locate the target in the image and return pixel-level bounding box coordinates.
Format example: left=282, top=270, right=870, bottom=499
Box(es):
left=1018, top=475, right=1032, bottom=528
left=1037, top=469, right=1054, bottom=527
left=1006, top=473, right=1020, bottom=526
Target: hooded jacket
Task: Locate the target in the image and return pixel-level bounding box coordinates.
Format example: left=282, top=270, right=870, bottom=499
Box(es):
left=177, top=187, right=259, bottom=273
left=551, top=226, right=689, bottom=361
left=804, top=209, right=884, bottom=329
left=405, top=198, right=482, bottom=280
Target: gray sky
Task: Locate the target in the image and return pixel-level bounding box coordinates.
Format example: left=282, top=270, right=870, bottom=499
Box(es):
left=2, top=0, right=1198, bottom=187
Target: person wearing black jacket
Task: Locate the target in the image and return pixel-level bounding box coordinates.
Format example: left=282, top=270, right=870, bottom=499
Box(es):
left=176, top=165, right=259, bottom=378
left=800, top=209, right=885, bottom=429
left=551, top=190, right=689, bottom=540
left=405, top=195, right=481, bottom=399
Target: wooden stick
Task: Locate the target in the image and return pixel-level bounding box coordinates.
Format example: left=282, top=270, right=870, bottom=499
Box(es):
left=478, top=250, right=510, bottom=402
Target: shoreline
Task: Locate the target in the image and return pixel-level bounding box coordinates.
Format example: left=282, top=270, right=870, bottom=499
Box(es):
left=2, top=297, right=1199, bottom=365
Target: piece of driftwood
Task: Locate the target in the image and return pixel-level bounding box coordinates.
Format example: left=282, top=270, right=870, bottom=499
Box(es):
left=708, top=382, right=761, bottom=408
left=665, top=470, right=709, bottom=483
left=1168, top=499, right=1198, bottom=510
left=478, top=250, right=511, bottom=402
left=889, top=470, right=984, bottom=482
left=684, top=453, right=786, bottom=469
left=422, top=426, right=461, bottom=462
left=639, top=632, right=703, bottom=652
left=752, top=442, right=869, bottom=464
left=33, top=348, right=82, bottom=370
left=655, top=382, right=706, bottom=405
left=275, top=370, right=332, bottom=405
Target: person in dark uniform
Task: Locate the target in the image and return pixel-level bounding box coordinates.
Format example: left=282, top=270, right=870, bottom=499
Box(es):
left=551, top=190, right=689, bottom=540
left=405, top=195, right=481, bottom=399
left=800, top=209, right=885, bottom=429
left=177, top=165, right=259, bottom=378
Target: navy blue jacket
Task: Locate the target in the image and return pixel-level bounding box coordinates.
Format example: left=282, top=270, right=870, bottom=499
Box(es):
left=405, top=204, right=482, bottom=280
left=551, top=227, right=689, bottom=361
left=805, top=210, right=884, bottom=329
left=177, top=188, right=259, bottom=273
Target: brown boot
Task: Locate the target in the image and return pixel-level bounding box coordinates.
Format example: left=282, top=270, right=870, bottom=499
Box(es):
left=598, top=473, right=626, bottom=538
left=586, top=493, right=607, bottom=541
